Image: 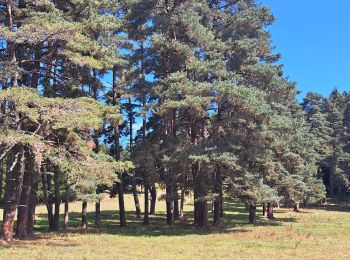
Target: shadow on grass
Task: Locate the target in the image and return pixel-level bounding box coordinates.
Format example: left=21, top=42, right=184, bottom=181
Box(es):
left=0, top=199, right=299, bottom=246
left=29, top=200, right=295, bottom=238
left=308, top=198, right=350, bottom=213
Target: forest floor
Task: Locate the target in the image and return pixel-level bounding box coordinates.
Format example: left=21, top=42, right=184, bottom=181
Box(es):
left=0, top=193, right=350, bottom=260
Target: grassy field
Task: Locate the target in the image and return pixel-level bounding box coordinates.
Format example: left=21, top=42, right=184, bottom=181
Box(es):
left=0, top=192, right=350, bottom=260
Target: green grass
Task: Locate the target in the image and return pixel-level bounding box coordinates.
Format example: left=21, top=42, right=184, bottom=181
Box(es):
left=0, top=192, right=350, bottom=259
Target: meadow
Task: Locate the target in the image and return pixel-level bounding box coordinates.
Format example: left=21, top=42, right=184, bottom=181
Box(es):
left=0, top=193, right=349, bottom=260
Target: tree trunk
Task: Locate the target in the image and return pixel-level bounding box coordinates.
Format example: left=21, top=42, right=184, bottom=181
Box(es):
left=262, top=203, right=266, bottom=216
left=194, top=163, right=209, bottom=230
left=1, top=146, right=25, bottom=241
left=192, top=164, right=199, bottom=225
left=166, top=184, right=174, bottom=226
left=27, top=161, right=39, bottom=237
left=150, top=184, right=157, bottom=214
left=63, top=181, right=69, bottom=231
left=249, top=204, right=257, bottom=224
left=64, top=192, right=69, bottom=231
left=294, top=202, right=300, bottom=212
left=5, top=0, right=18, bottom=87
left=95, top=200, right=101, bottom=227
left=213, top=166, right=221, bottom=226
left=173, top=185, right=179, bottom=221
left=131, top=175, right=141, bottom=219
left=117, top=172, right=126, bottom=227
left=267, top=203, right=274, bottom=220
left=42, top=171, right=54, bottom=230
left=15, top=152, right=33, bottom=239
left=53, top=170, right=60, bottom=231
left=113, top=65, right=127, bottom=227
left=81, top=201, right=87, bottom=229
left=196, top=184, right=209, bottom=230
left=180, top=187, right=185, bottom=219
left=143, top=172, right=149, bottom=225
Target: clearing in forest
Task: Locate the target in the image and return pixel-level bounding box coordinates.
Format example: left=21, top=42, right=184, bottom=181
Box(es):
left=0, top=194, right=349, bottom=260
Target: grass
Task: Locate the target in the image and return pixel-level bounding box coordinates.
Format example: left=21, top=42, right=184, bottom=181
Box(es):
left=0, top=192, right=350, bottom=260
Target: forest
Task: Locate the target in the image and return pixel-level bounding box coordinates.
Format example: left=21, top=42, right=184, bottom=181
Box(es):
left=0, top=0, right=350, bottom=258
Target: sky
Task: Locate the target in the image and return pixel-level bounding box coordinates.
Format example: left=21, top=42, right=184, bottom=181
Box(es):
left=262, top=0, right=350, bottom=99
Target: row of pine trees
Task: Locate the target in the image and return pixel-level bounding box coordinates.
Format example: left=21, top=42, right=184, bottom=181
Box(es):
left=0, top=0, right=348, bottom=242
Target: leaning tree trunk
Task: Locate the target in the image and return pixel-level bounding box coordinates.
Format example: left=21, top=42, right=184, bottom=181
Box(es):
left=53, top=170, right=61, bottom=231
left=1, top=146, right=25, bottom=241
left=131, top=173, right=141, bottom=219
left=249, top=204, right=257, bottom=224
left=150, top=184, right=157, bottom=214
left=81, top=201, right=88, bottom=229
left=15, top=152, right=33, bottom=239
left=267, top=203, right=274, bottom=220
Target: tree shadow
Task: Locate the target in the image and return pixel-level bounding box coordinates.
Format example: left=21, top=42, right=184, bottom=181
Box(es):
left=308, top=198, right=350, bottom=213
left=0, top=199, right=300, bottom=244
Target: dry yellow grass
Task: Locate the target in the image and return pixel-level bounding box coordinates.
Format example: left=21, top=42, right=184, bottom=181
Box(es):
left=0, top=193, right=350, bottom=260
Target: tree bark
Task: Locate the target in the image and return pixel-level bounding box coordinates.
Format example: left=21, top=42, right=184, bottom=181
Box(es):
left=42, top=171, right=54, bottom=230
left=81, top=201, right=87, bottom=229
left=27, top=165, right=39, bottom=237
left=117, top=173, right=126, bottom=227
left=53, top=170, right=60, bottom=231
left=63, top=186, right=69, bottom=231
left=192, top=160, right=209, bottom=230
left=262, top=203, right=266, bottom=216
left=15, top=151, right=33, bottom=239
left=294, top=202, right=300, bottom=212
left=1, top=146, right=25, bottom=241
left=113, top=66, right=127, bottom=227
left=5, top=0, right=18, bottom=87
left=131, top=175, right=141, bottom=219
left=128, top=97, right=142, bottom=219
left=150, top=184, right=157, bottom=214
left=180, top=187, right=185, bottom=219
left=249, top=204, right=257, bottom=224
left=192, top=164, right=199, bottom=225
left=143, top=172, right=149, bottom=225
left=27, top=155, right=41, bottom=236
left=213, top=166, right=222, bottom=226
left=173, top=185, right=179, bottom=221
left=166, top=184, right=174, bottom=226
left=267, top=203, right=274, bottom=220
left=95, top=200, right=101, bottom=227
left=196, top=178, right=209, bottom=230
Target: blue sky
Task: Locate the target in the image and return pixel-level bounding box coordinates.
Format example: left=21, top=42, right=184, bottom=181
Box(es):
left=262, top=0, right=350, bottom=99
